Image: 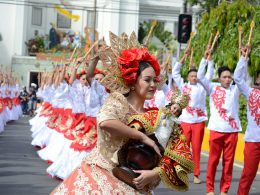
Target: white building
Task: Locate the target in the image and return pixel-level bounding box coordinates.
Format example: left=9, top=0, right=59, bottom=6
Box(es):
left=0, top=0, right=196, bottom=87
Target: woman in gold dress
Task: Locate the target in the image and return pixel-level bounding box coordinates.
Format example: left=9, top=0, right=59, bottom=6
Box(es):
left=51, top=32, right=193, bottom=194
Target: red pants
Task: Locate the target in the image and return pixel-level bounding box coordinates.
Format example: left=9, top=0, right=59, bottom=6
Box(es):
left=181, top=121, right=205, bottom=176
left=206, top=131, right=238, bottom=193
left=237, top=142, right=260, bottom=195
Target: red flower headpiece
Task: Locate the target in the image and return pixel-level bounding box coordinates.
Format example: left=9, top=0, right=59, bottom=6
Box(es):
left=94, top=68, right=104, bottom=75
left=117, top=48, right=160, bottom=86
left=76, top=70, right=87, bottom=79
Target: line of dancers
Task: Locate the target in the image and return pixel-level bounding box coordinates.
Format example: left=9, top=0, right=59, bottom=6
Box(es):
left=29, top=31, right=260, bottom=195
left=30, top=55, right=108, bottom=180
left=0, top=73, right=23, bottom=133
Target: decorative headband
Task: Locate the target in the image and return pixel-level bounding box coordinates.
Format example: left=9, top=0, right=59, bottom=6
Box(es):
left=99, top=32, right=161, bottom=94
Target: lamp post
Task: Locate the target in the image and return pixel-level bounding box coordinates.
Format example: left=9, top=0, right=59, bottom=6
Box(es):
left=92, top=0, right=97, bottom=55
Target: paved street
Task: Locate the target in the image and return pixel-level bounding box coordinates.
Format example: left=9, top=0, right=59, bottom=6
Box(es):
left=0, top=116, right=260, bottom=195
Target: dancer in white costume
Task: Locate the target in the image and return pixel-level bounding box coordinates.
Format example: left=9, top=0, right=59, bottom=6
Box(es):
left=31, top=72, right=56, bottom=148
left=30, top=53, right=108, bottom=180
left=37, top=66, right=73, bottom=163
left=0, top=80, right=6, bottom=133
left=47, top=55, right=108, bottom=180
left=0, top=72, right=22, bottom=133
left=172, top=48, right=214, bottom=184
left=10, top=80, right=23, bottom=120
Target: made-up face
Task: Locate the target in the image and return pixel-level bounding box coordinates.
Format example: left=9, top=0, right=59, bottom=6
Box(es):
left=133, top=66, right=158, bottom=100
left=219, top=70, right=232, bottom=89
left=80, top=74, right=88, bottom=86
left=188, top=71, right=198, bottom=85
left=170, top=103, right=182, bottom=117
left=94, top=73, right=104, bottom=83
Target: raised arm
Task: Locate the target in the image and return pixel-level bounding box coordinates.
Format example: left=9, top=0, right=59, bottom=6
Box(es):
left=85, top=55, right=99, bottom=85
left=47, top=67, right=55, bottom=86
left=40, top=72, right=47, bottom=89
left=197, top=49, right=214, bottom=94
left=54, top=66, right=62, bottom=88
left=58, top=64, right=67, bottom=83
left=172, top=50, right=191, bottom=90
left=69, top=59, right=81, bottom=85
left=205, top=59, right=214, bottom=81
left=234, top=51, right=250, bottom=98
left=172, top=61, right=185, bottom=90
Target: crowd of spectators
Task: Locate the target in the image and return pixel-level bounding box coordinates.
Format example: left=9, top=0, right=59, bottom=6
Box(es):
left=19, top=83, right=38, bottom=116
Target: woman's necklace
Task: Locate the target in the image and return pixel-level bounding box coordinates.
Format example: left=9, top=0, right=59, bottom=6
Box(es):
left=128, top=102, right=144, bottom=114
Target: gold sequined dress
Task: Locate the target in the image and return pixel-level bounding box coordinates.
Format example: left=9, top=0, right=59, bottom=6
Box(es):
left=51, top=92, right=194, bottom=195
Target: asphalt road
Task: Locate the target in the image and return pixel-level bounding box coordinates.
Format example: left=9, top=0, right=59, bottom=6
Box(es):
left=0, top=116, right=259, bottom=195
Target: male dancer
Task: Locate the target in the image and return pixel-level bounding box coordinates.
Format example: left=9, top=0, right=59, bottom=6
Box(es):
left=234, top=47, right=260, bottom=195
left=172, top=49, right=214, bottom=184
left=198, top=49, right=244, bottom=195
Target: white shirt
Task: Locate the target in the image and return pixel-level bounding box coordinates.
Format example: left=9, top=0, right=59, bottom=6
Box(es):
left=70, top=80, right=88, bottom=114
left=234, top=56, right=260, bottom=142
left=42, top=85, right=54, bottom=103
left=1, top=85, right=8, bottom=98
left=172, top=58, right=214, bottom=123
left=85, top=79, right=108, bottom=117
left=51, top=82, right=72, bottom=109
left=198, top=58, right=242, bottom=132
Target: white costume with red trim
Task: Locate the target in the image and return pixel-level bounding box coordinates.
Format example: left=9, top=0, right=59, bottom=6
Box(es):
left=29, top=71, right=108, bottom=180
left=234, top=57, right=260, bottom=140
left=172, top=58, right=214, bottom=177
left=0, top=85, right=6, bottom=133
left=37, top=81, right=73, bottom=162
left=46, top=79, right=108, bottom=180
left=198, top=58, right=242, bottom=132
left=172, top=59, right=214, bottom=123
left=234, top=56, right=260, bottom=195
left=31, top=84, right=55, bottom=148
left=0, top=83, right=22, bottom=133
left=198, top=57, right=244, bottom=193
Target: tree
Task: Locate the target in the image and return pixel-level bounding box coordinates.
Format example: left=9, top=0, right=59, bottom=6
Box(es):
left=186, top=0, right=260, bottom=132
left=188, top=0, right=260, bottom=78
left=138, top=21, right=176, bottom=51
left=187, top=0, right=260, bottom=13
left=187, top=0, right=219, bottom=13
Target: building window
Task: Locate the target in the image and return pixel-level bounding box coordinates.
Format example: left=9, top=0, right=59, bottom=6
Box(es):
left=32, top=7, right=42, bottom=26
left=57, top=12, right=71, bottom=29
